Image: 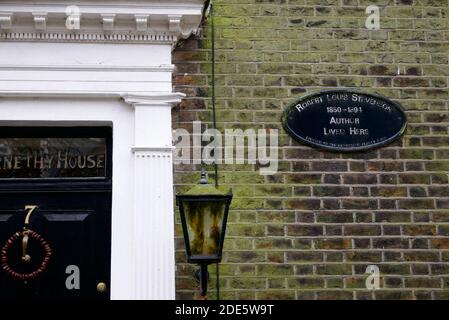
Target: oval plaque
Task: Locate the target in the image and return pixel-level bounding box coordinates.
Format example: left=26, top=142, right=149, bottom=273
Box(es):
left=282, top=90, right=407, bottom=152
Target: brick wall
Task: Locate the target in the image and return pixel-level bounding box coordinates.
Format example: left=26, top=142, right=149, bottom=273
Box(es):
left=172, top=0, right=449, bottom=300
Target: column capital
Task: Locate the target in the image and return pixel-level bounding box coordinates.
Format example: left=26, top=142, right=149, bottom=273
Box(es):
left=121, top=93, right=185, bottom=108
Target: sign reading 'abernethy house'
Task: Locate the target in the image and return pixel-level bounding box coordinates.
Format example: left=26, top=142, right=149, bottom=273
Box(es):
left=0, top=138, right=106, bottom=178
left=282, top=90, right=407, bottom=152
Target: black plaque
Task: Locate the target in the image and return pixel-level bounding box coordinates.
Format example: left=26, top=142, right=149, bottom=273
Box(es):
left=282, top=90, right=407, bottom=152
left=0, top=137, right=106, bottom=178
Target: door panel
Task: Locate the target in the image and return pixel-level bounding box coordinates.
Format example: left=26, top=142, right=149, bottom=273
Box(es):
left=0, top=127, right=112, bottom=300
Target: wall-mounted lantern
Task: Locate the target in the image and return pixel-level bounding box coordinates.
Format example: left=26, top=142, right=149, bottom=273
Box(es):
left=176, top=169, right=232, bottom=299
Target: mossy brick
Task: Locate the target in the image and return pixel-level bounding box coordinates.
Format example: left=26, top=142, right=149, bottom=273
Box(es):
left=398, top=173, right=430, bottom=184
left=229, top=278, right=266, bottom=289
left=257, top=264, right=293, bottom=276
left=253, top=88, right=288, bottom=98
left=431, top=238, right=449, bottom=249
left=297, top=213, right=315, bottom=224
left=268, top=278, right=286, bottom=289
left=437, top=225, right=449, bottom=236
left=432, top=210, right=449, bottom=222
left=426, top=161, right=449, bottom=171
left=254, top=185, right=291, bottom=197
left=321, top=256, right=342, bottom=268
left=233, top=239, right=254, bottom=250
left=384, top=277, right=403, bottom=288
left=325, top=225, right=342, bottom=236
left=293, top=239, right=312, bottom=249
left=255, top=238, right=292, bottom=249
left=398, top=199, right=435, bottom=209
left=339, top=76, right=375, bottom=87
left=313, top=186, right=350, bottom=197
left=403, top=251, right=440, bottom=261
left=200, top=62, right=236, bottom=74
left=372, top=238, right=409, bottom=249
left=375, top=264, right=411, bottom=275
left=316, top=264, right=352, bottom=275
left=286, top=251, right=323, bottom=262
left=341, top=199, right=377, bottom=210
left=408, top=187, right=427, bottom=198
left=227, top=224, right=265, bottom=237
left=316, top=290, right=354, bottom=300
left=345, top=251, right=382, bottom=262
left=295, top=291, right=315, bottom=300
left=317, top=212, right=354, bottom=223
left=431, top=264, right=449, bottom=275
left=423, top=65, right=449, bottom=76
left=311, top=161, right=347, bottom=172
left=411, top=238, right=429, bottom=249
left=342, top=174, right=377, bottom=184
left=323, top=174, right=341, bottom=184
left=266, top=224, right=285, bottom=236
left=405, top=278, right=441, bottom=288
left=230, top=198, right=265, bottom=210
left=284, top=199, right=320, bottom=210
left=366, top=160, right=404, bottom=172
left=349, top=162, right=366, bottom=172
left=293, top=186, right=312, bottom=197
left=288, top=277, right=324, bottom=289
left=267, top=252, right=284, bottom=263
left=355, top=212, right=373, bottom=223
left=376, top=211, right=411, bottom=223
left=287, top=225, right=323, bottom=237
left=310, top=40, right=344, bottom=52
left=379, top=198, right=396, bottom=210
left=256, top=290, right=296, bottom=300
left=433, top=291, right=449, bottom=299
left=431, top=173, right=449, bottom=184
left=399, top=149, right=434, bottom=160
left=294, top=264, right=314, bottom=275
left=226, top=251, right=265, bottom=263
left=382, top=225, right=401, bottom=236
left=305, top=17, right=340, bottom=28
left=411, top=264, right=430, bottom=275
left=321, top=199, right=339, bottom=210
left=355, top=291, right=374, bottom=300
left=216, top=4, right=259, bottom=17
left=374, top=290, right=413, bottom=300
left=284, top=52, right=320, bottom=63
left=257, top=211, right=295, bottom=223
left=344, top=224, right=381, bottom=236
left=344, top=277, right=367, bottom=289
left=418, top=89, right=448, bottom=100
left=403, top=225, right=436, bottom=236
left=324, top=278, right=343, bottom=289
left=236, top=265, right=256, bottom=276
left=314, top=239, right=352, bottom=250
left=284, top=76, right=319, bottom=87
left=264, top=199, right=283, bottom=209
left=371, top=187, right=407, bottom=197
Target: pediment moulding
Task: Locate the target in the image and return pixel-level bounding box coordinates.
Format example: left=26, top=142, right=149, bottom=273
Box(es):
left=0, top=1, right=205, bottom=44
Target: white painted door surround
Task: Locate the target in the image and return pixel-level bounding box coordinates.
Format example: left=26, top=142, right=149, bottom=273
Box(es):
left=0, top=0, right=205, bottom=300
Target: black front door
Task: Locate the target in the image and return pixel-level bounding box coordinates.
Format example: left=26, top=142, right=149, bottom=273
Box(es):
left=0, top=127, right=112, bottom=300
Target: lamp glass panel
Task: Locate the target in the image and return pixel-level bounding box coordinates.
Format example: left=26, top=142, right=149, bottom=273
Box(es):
left=183, top=200, right=226, bottom=256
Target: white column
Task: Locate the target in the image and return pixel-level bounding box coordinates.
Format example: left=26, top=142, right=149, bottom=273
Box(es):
left=123, top=93, right=184, bottom=300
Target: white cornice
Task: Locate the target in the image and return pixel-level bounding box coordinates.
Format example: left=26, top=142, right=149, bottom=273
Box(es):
left=0, top=1, right=205, bottom=44
left=0, top=64, right=175, bottom=72
left=122, top=93, right=185, bottom=107
left=0, top=91, right=185, bottom=108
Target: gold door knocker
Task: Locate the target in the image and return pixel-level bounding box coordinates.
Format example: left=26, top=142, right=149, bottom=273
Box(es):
left=1, top=205, right=52, bottom=282
left=21, top=205, right=37, bottom=264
